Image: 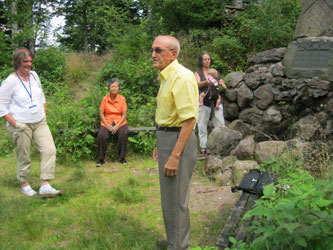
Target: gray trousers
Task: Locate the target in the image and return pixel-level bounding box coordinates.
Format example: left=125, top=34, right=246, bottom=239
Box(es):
left=198, top=104, right=225, bottom=149
left=7, top=117, right=56, bottom=183
left=157, top=130, right=197, bottom=250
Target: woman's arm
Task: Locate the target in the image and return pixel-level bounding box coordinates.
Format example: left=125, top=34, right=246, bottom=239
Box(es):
left=195, top=72, right=208, bottom=88
left=113, top=110, right=127, bottom=133
left=99, top=110, right=112, bottom=131
left=4, top=114, right=16, bottom=127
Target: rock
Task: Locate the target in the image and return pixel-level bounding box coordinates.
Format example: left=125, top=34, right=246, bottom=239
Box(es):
left=225, top=88, right=237, bottom=102
left=223, top=99, right=240, bottom=121
left=244, top=72, right=261, bottom=89
left=227, top=119, right=255, bottom=138
left=264, top=106, right=282, bottom=124
left=269, top=62, right=285, bottom=77
left=247, top=48, right=287, bottom=65
left=253, top=84, right=274, bottom=110
left=293, top=0, right=333, bottom=38
left=291, top=114, right=322, bottom=140
left=225, top=72, right=244, bottom=88
left=214, top=155, right=237, bottom=186
left=207, top=126, right=243, bottom=158
left=205, top=156, right=223, bottom=176
left=254, top=141, right=287, bottom=164
left=235, top=136, right=255, bottom=160
left=236, top=83, right=253, bottom=108
left=231, top=160, right=260, bottom=185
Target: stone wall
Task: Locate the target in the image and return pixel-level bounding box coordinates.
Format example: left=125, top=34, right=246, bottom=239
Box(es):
left=205, top=47, right=332, bottom=186
left=223, top=47, right=332, bottom=141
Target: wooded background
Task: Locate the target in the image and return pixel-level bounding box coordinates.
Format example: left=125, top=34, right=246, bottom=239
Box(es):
left=0, top=0, right=301, bottom=162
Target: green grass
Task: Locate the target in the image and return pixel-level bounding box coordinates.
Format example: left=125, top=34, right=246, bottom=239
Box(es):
left=0, top=154, right=231, bottom=250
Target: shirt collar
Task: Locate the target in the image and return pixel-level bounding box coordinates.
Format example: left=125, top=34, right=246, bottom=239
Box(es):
left=158, top=59, right=179, bottom=80
left=107, top=93, right=120, bottom=103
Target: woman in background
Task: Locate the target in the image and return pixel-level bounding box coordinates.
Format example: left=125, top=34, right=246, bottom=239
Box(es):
left=96, top=78, right=128, bottom=167
left=195, top=52, right=226, bottom=155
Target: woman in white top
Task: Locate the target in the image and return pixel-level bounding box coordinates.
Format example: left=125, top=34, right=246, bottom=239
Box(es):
left=0, top=48, right=61, bottom=198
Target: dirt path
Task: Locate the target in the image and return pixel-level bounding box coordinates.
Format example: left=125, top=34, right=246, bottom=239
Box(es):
left=190, top=178, right=239, bottom=214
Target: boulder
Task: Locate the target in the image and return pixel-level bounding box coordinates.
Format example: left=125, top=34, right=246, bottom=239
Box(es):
left=254, top=141, right=288, bottom=164
left=231, top=160, right=260, bottom=185
left=247, top=48, right=287, bottom=65
left=227, top=119, right=256, bottom=138
left=207, top=126, right=243, bottom=158
left=225, top=72, right=244, bottom=88
left=253, top=84, right=274, bottom=110
left=236, top=83, right=253, bottom=108
left=235, top=136, right=255, bottom=160
left=291, top=114, right=322, bottom=140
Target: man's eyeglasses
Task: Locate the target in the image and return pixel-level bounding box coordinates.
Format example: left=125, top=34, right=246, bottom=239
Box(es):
left=151, top=48, right=173, bottom=54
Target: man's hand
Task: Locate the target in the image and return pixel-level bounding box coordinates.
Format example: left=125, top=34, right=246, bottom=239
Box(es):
left=163, top=154, right=179, bottom=177
left=153, top=147, right=158, bottom=162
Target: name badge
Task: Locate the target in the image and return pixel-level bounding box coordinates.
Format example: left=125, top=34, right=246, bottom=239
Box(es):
left=29, top=104, right=38, bottom=114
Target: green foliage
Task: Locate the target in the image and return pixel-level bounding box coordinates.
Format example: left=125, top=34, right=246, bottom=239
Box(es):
left=33, top=47, right=66, bottom=82
left=228, top=157, right=333, bottom=250
left=146, top=0, right=232, bottom=33
left=0, top=65, right=13, bottom=83
left=191, top=246, right=218, bottom=250
left=0, top=31, right=12, bottom=68
left=0, top=120, right=14, bottom=156
left=46, top=86, right=98, bottom=164
left=227, top=0, right=301, bottom=53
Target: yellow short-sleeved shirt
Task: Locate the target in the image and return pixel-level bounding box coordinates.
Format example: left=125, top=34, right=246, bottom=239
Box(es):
left=155, top=59, right=198, bottom=127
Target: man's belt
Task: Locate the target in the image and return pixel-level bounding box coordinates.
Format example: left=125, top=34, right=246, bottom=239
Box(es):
left=156, top=125, right=181, bottom=132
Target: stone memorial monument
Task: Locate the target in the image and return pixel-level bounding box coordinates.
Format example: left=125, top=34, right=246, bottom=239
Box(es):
left=283, top=0, right=333, bottom=81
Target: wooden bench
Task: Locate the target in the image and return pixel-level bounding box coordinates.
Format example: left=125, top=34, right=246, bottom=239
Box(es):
left=216, top=192, right=259, bottom=249
left=94, top=126, right=156, bottom=135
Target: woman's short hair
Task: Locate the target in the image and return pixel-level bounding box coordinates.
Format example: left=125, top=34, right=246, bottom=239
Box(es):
left=107, top=78, right=121, bottom=88
left=197, top=52, right=213, bottom=68
left=13, top=48, right=34, bottom=70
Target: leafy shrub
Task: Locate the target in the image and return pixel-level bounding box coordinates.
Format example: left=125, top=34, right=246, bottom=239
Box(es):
left=33, top=47, right=66, bottom=82
left=229, top=0, right=301, bottom=53
left=228, top=157, right=333, bottom=250
left=0, top=65, right=13, bottom=83
left=0, top=31, right=12, bottom=68
left=46, top=86, right=99, bottom=164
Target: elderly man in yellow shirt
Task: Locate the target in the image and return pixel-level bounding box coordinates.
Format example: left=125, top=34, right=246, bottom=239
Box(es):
left=152, top=35, right=199, bottom=250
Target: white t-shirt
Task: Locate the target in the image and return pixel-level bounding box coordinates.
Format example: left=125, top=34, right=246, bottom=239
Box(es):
left=0, top=70, right=46, bottom=125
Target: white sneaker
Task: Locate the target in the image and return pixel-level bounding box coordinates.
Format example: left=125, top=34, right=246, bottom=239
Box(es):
left=39, top=184, right=61, bottom=198
left=21, top=185, right=37, bottom=197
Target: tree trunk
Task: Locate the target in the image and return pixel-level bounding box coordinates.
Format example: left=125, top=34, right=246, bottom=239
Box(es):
left=10, top=0, right=19, bottom=47
left=82, top=9, right=88, bottom=54
left=28, top=3, right=35, bottom=54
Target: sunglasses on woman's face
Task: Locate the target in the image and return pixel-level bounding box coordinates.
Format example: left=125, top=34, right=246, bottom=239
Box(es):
left=151, top=48, right=173, bottom=54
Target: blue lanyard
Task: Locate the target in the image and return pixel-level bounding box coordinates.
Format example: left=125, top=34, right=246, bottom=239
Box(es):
left=15, top=71, right=32, bottom=102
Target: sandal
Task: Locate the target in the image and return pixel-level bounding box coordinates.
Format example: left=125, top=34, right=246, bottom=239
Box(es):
left=200, top=148, right=206, bottom=154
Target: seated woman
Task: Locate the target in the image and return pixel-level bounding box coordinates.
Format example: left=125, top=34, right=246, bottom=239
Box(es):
left=96, top=78, right=128, bottom=166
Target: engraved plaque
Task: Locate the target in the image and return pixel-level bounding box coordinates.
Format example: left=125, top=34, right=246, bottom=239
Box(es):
left=283, top=37, right=333, bottom=81
left=293, top=50, right=331, bottom=69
